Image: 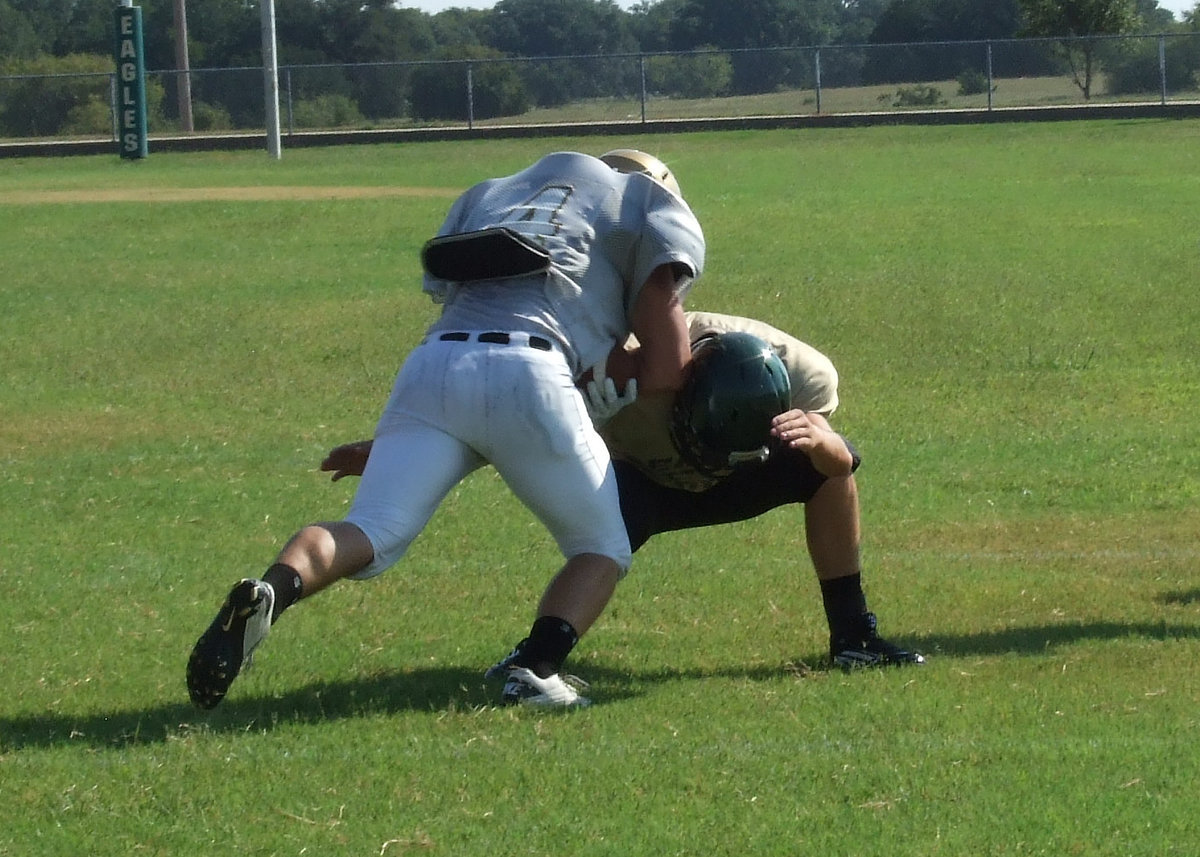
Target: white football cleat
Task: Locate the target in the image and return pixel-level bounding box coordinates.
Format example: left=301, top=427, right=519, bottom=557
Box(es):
left=500, top=667, right=591, bottom=708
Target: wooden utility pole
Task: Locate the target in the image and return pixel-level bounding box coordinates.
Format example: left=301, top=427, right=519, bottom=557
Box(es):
left=173, top=0, right=193, bottom=132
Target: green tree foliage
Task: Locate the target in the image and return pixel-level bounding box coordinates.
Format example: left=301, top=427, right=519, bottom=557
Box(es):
left=0, top=52, right=166, bottom=137
left=671, top=0, right=801, bottom=49
left=626, top=0, right=688, bottom=51
left=189, top=99, right=233, bottom=130
left=0, top=0, right=1192, bottom=136
left=1018, top=0, right=1141, bottom=98
left=836, top=0, right=891, bottom=43
left=488, top=0, right=639, bottom=57
left=1133, top=0, right=1177, bottom=30
left=291, top=92, right=364, bottom=128
left=644, top=45, right=733, bottom=97
left=0, top=0, right=43, bottom=59
left=6, top=0, right=1190, bottom=69
left=485, top=0, right=640, bottom=104
left=410, top=45, right=529, bottom=121
left=669, top=0, right=839, bottom=93
left=1100, top=0, right=1200, bottom=98
left=862, top=0, right=1053, bottom=83
left=7, top=0, right=75, bottom=54
left=1106, top=36, right=1198, bottom=92
left=94, top=0, right=261, bottom=71
left=426, top=7, right=494, bottom=49
left=0, top=52, right=109, bottom=136
left=314, top=0, right=436, bottom=63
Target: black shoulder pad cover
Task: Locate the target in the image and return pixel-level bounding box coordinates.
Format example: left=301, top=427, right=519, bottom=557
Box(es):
left=421, top=227, right=551, bottom=282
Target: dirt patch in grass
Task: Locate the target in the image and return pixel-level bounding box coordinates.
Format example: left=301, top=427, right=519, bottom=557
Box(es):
left=0, top=186, right=461, bottom=204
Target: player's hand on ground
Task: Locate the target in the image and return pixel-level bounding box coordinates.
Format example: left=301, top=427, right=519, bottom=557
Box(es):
left=321, top=439, right=373, bottom=481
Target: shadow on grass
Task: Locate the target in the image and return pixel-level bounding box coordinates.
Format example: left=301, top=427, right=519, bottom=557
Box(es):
left=911, top=619, right=1200, bottom=658
left=3, top=618, right=1196, bottom=752
left=0, top=661, right=771, bottom=752
left=1156, top=588, right=1200, bottom=606
left=0, top=666, right=484, bottom=752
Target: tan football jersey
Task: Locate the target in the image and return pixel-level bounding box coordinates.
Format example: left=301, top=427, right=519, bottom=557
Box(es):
left=601, top=311, right=840, bottom=492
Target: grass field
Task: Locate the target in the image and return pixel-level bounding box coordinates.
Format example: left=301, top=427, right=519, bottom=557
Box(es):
left=2, top=120, right=1199, bottom=855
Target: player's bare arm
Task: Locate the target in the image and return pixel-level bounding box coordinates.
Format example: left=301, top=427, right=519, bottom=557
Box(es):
left=627, top=264, right=692, bottom=393
left=770, top=410, right=854, bottom=477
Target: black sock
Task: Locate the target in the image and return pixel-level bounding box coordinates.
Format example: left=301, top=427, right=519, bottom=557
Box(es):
left=819, top=573, right=868, bottom=641
left=517, top=616, right=579, bottom=679
left=263, top=563, right=303, bottom=623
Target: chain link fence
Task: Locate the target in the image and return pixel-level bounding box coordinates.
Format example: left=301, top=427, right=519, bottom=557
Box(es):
left=3, top=34, right=1199, bottom=143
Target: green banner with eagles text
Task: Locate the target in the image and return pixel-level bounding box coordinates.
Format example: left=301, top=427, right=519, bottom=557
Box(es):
left=114, top=4, right=148, bottom=159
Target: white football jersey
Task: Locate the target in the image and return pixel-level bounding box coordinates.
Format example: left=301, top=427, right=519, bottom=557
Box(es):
left=423, top=152, right=705, bottom=376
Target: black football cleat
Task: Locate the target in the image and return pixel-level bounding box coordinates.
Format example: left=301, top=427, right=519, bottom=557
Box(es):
left=186, top=579, right=275, bottom=709
left=831, top=612, right=925, bottom=670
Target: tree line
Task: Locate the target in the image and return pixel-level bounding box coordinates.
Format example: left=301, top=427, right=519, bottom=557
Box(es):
left=1, top=0, right=1197, bottom=136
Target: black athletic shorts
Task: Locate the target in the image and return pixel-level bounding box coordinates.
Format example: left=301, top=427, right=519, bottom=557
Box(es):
left=615, top=439, right=860, bottom=552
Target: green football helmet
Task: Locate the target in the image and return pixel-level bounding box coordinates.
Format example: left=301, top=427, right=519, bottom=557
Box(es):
left=670, top=332, right=792, bottom=476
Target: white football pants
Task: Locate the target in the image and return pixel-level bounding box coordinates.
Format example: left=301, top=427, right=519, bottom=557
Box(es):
left=344, top=334, right=631, bottom=579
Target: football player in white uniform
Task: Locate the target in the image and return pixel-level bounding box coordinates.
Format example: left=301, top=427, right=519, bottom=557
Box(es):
left=323, top=311, right=923, bottom=687
left=186, top=149, right=704, bottom=710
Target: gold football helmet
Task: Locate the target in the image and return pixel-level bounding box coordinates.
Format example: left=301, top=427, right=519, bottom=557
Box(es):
left=599, top=148, right=682, bottom=197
